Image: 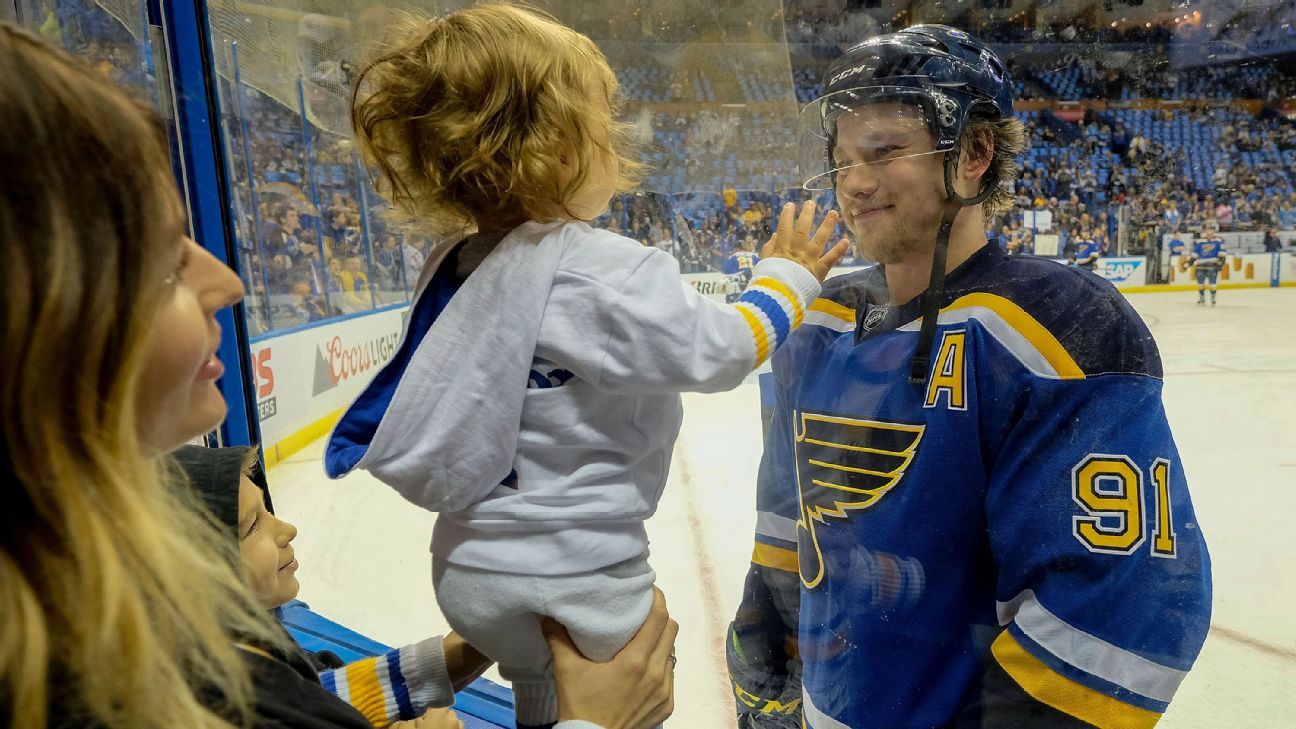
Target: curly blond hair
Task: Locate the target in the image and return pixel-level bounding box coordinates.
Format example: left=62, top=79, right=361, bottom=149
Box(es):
left=352, top=4, right=643, bottom=235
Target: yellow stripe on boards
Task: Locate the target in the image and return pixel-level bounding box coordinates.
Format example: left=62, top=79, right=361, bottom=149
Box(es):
left=991, top=631, right=1161, bottom=729
left=263, top=407, right=344, bottom=471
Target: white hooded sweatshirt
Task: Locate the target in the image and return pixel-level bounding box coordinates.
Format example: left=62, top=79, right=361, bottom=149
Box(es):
left=326, top=220, right=819, bottom=575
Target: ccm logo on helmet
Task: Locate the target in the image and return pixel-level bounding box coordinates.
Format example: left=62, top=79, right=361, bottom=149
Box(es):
left=829, top=62, right=876, bottom=86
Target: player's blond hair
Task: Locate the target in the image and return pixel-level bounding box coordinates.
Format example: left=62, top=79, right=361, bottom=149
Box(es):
left=956, top=109, right=1028, bottom=223
left=0, top=24, right=284, bottom=729
left=352, top=4, right=644, bottom=234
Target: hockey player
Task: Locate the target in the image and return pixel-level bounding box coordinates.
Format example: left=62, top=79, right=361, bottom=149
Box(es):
left=1190, top=221, right=1226, bottom=306
left=727, top=25, right=1211, bottom=729
left=1072, top=229, right=1102, bottom=272
left=724, top=235, right=763, bottom=303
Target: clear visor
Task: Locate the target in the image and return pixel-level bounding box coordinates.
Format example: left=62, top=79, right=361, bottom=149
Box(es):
left=797, top=87, right=946, bottom=191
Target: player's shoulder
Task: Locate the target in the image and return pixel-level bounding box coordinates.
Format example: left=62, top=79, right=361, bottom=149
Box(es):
left=797, top=266, right=882, bottom=333
left=962, top=253, right=1162, bottom=378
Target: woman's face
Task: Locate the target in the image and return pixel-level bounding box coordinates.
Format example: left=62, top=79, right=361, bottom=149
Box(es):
left=135, top=238, right=244, bottom=453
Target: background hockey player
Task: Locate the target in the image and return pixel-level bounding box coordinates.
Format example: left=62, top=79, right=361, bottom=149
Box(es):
left=1072, top=228, right=1103, bottom=272
left=726, top=25, right=1212, bottom=729
left=1189, top=221, right=1227, bottom=306
left=724, top=235, right=762, bottom=303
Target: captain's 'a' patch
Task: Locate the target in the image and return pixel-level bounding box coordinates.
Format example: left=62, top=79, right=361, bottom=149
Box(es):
left=794, top=411, right=924, bottom=588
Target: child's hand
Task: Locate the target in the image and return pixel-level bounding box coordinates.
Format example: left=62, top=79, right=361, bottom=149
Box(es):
left=762, top=201, right=851, bottom=282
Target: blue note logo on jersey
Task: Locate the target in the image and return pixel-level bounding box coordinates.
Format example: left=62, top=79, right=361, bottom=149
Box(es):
left=793, top=411, right=925, bottom=588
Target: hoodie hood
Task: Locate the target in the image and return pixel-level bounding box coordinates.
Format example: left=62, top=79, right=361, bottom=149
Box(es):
left=172, top=445, right=272, bottom=536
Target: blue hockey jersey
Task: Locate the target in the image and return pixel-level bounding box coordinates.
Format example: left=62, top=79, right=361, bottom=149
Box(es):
left=726, top=251, right=762, bottom=278
left=1191, top=238, right=1225, bottom=267
left=729, top=243, right=1211, bottom=729
left=1074, top=239, right=1102, bottom=269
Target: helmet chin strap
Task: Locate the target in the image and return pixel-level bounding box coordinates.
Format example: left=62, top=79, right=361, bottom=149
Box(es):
left=907, top=151, right=994, bottom=386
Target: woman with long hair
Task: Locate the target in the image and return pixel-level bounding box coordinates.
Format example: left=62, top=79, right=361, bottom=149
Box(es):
left=0, top=21, right=287, bottom=729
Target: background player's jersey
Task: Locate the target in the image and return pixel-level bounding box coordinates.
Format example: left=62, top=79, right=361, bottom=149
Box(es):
left=728, top=243, right=1211, bottom=729
left=1075, top=239, right=1102, bottom=268
left=725, top=250, right=761, bottom=279
left=1192, top=238, right=1225, bottom=267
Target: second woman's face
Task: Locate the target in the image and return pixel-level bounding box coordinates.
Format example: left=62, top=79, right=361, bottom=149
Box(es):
left=136, top=238, right=245, bottom=454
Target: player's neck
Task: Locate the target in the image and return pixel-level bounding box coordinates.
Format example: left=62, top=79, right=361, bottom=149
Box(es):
left=884, top=218, right=988, bottom=307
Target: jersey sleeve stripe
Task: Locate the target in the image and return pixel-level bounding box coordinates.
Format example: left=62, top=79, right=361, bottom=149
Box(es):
left=805, top=298, right=854, bottom=332
left=756, top=510, right=799, bottom=542
left=898, top=294, right=1085, bottom=379
left=734, top=304, right=772, bottom=365
left=997, top=589, right=1187, bottom=703
left=749, top=276, right=805, bottom=326
left=946, top=293, right=1085, bottom=378
left=751, top=542, right=799, bottom=573
left=991, top=630, right=1162, bottom=729
left=811, top=298, right=854, bottom=322
left=804, top=688, right=853, bottom=729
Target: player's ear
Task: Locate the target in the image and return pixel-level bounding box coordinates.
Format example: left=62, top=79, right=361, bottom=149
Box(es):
left=958, top=125, right=994, bottom=181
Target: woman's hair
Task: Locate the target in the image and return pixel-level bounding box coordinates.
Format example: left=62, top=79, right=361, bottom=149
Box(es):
left=0, top=24, right=282, bottom=728
left=352, top=3, right=644, bottom=234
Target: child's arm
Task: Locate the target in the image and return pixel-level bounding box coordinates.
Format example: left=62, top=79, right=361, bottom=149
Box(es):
left=541, top=203, right=847, bottom=394
left=318, top=636, right=462, bottom=728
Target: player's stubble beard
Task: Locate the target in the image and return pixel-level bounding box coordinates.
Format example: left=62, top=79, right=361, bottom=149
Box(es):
left=850, top=213, right=936, bottom=266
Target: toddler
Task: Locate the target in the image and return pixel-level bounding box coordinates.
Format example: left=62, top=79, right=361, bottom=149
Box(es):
left=325, top=5, right=846, bottom=726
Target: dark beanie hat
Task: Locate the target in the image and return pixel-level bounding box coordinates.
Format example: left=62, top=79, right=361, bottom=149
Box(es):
left=171, top=445, right=273, bottom=535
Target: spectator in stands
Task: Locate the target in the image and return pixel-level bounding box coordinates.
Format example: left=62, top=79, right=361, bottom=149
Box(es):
left=1163, top=198, right=1182, bottom=231
left=327, top=208, right=353, bottom=251
left=372, top=234, right=404, bottom=290
left=1215, top=199, right=1235, bottom=229
left=265, top=203, right=302, bottom=261
left=1128, top=130, right=1150, bottom=163
left=401, top=235, right=427, bottom=282
left=1279, top=199, right=1296, bottom=229
left=292, top=229, right=328, bottom=293
left=1109, top=122, right=1130, bottom=158
left=289, top=278, right=328, bottom=324
left=340, top=254, right=373, bottom=311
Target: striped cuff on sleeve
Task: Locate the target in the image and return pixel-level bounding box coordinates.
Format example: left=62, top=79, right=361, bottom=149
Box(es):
left=318, top=636, right=453, bottom=727
left=733, top=258, right=821, bottom=365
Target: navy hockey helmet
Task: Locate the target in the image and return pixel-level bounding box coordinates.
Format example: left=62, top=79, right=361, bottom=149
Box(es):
left=801, top=26, right=1015, bottom=386
left=800, top=24, right=1014, bottom=191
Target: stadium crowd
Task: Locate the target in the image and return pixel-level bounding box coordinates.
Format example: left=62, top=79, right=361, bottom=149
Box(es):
left=56, top=0, right=1296, bottom=336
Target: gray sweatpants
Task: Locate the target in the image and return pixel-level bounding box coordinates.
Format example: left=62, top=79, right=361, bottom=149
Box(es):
left=433, top=553, right=656, bottom=726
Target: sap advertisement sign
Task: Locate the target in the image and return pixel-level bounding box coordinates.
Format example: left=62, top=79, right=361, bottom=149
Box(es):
left=1096, top=257, right=1148, bottom=288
